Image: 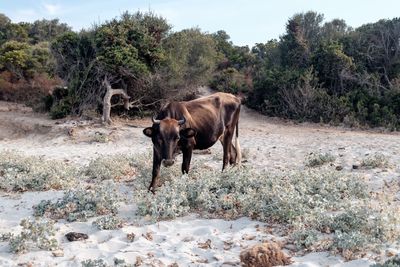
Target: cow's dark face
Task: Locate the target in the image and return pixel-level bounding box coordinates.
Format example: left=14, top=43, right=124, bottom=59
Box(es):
left=143, top=118, right=196, bottom=167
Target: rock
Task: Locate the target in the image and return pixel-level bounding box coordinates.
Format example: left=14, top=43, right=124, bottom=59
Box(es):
left=52, top=249, right=64, bottom=257
left=352, top=164, right=360, bottom=169
left=135, top=256, right=143, bottom=267
left=127, top=233, right=135, bottom=242
left=65, top=232, right=89, bottom=242
left=240, top=242, right=292, bottom=267
left=336, top=166, right=343, bottom=171
left=198, top=239, right=212, bottom=249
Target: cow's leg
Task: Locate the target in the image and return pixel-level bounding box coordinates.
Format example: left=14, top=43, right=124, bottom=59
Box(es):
left=182, top=147, right=193, bottom=174
left=229, top=143, right=237, bottom=165
left=149, top=149, right=161, bottom=193
left=222, top=128, right=234, bottom=170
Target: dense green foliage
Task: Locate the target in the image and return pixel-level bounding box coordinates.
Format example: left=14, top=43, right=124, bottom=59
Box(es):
left=1, top=11, right=400, bottom=128
left=244, top=12, right=400, bottom=129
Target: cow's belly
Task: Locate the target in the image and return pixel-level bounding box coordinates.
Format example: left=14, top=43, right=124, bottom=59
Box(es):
left=194, top=139, right=218, bottom=150
left=193, top=131, right=222, bottom=150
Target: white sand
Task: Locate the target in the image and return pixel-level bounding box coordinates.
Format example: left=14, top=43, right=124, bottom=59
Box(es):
left=0, top=99, right=399, bottom=266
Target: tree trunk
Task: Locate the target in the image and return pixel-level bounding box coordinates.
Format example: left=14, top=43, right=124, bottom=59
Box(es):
left=102, top=79, right=131, bottom=124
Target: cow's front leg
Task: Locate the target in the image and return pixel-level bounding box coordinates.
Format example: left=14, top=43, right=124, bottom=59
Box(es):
left=149, top=149, right=161, bottom=193
left=181, top=147, right=193, bottom=174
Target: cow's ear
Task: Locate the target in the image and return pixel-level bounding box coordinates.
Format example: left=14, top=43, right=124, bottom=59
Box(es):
left=180, top=128, right=196, bottom=138
left=143, top=127, right=154, bottom=137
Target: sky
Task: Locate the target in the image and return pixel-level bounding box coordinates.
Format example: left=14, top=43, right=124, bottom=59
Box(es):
left=1, top=0, right=399, bottom=47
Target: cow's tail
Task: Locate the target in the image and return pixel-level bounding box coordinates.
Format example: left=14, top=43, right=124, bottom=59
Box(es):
left=235, top=119, right=242, bottom=166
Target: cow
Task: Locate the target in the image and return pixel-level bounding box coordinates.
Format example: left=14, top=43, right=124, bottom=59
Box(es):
left=143, top=92, right=242, bottom=192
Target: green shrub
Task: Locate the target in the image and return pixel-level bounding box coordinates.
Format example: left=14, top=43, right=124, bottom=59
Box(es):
left=135, top=163, right=399, bottom=256
left=372, top=255, right=400, bottom=267
left=0, top=151, right=78, bottom=192
left=33, top=182, right=120, bottom=222
left=0, top=218, right=59, bottom=254
left=93, top=215, right=124, bottom=230
left=49, top=100, right=71, bottom=119
left=361, top=153, right=389, bottom=168
left=305, top=152, right=336, bottom=167
left=84, top=155, right=135, bottom=181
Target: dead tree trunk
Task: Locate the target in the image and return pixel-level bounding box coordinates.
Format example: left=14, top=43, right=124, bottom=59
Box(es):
left=102, top=78, right=132, bottom=124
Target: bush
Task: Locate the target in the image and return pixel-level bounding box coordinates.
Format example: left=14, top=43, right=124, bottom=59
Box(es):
left=0, top=218, right=59, bottom=254
left=33, top=182, right=120, bottom=222
left=49, top=99, right=71, bottom=119
left=305, top=152, right=335, bottom=167
left=85, top=155, right=136, bottom=181
left=93, top=215, right=124, bottom=230
left=135, top=163, right=400, bottom=256
left=0, top=151, right=78, bottom=192
left=372, top=255, right=400, bottom=267
left=210, top=67, right=251, bottom=94
left=361, top=153, right=389, bottom=168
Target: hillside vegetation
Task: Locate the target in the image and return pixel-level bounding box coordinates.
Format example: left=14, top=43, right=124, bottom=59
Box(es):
left=1, top=11, right=400, bottom=128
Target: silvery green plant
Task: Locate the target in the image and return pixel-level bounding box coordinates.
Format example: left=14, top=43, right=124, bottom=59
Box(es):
left=84, top=155, right=135, bottom=181
left=361, top=152, right=389, bottom=168
left=0, top=151, right=78, bottom=192
left=33, top=182, right=120, bottom=222
left=0, top=218, right=59, bottom=254
left=305, top=152, right=336, bottom=167
left=93, top=215, right=124, bottom=230
left=135, top=163, right=399, bottom=256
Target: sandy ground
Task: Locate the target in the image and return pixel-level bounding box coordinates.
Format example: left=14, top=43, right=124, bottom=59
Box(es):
left=0, top=95, right=399, bottom=266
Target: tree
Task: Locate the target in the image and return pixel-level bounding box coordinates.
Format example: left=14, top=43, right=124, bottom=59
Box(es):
left=162, top=28, right=218, bottom=91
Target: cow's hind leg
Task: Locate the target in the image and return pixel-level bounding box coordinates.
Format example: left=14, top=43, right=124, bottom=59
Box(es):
left=229, top=143, right=237, bottom=165
left=222, top=129, right=234, bottom=170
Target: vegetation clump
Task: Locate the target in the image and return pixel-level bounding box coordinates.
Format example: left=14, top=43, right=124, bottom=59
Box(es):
left=93, top=215, right=124, bottom=230
left=361, top=153, right=389, bottom=168
left=0, top=218, right=59, bottom=254
left=84, top=155, right=136, bottom=181
left=136, top=164, right=400, bottom=257
left=305, top=152, right=336, bottom=167
left=33, top=182, right=120, bottom=222
left=0, top=151, right=78, bottom=192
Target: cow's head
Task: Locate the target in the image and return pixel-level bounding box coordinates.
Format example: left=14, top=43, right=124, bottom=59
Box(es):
left=143, top=116, right=196, bottom=167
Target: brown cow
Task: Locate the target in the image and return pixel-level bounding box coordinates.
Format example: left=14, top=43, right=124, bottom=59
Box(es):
left=143, top=92, right=241, bottom=192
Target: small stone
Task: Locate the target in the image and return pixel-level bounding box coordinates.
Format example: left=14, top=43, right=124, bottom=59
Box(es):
left=335, top=166, right=343, bottom=171
left=198, top=239, right=212, bottom=249
left=65, top=232, right=88, bottom=242
left=242, top=234, right=256, bottom=240
left=386, top=249, right=397, bottom=257
left=352, top=164, right=359, bottom=169
left=135, top=256, right=143, bottom=267
left=127, top=233, right=135, bottom=242
left=52, top=249, right=64, bottom=257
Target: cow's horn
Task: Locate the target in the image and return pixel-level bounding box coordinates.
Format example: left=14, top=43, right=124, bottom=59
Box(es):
left=178, top=117, right=186, bottom=125
left=152, top=116, right=161, bottom=124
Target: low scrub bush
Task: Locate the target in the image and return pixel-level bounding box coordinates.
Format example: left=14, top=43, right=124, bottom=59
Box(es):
left=305, top=152, right=336, bottom=167
left=361, top=153, right=389, bottom=168
left=136, top=164, right=400, bottom=257
left=0, top=151, right=78, bottom=192
left=372, top=255, right=400, bottom=267
left=0, top=218, right=59, bottom=254
left=33, top=182, right=120, bottom=222
left=93, top=215, right=124, bottom=230
left=84, top=155, right=136, bottom=181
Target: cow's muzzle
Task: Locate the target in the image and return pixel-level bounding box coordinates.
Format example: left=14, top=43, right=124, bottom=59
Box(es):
left=162, top=159, right=175, bottom=167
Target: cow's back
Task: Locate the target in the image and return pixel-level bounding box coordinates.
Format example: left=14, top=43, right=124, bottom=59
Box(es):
left=183, top=93, right=241, bottom=150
